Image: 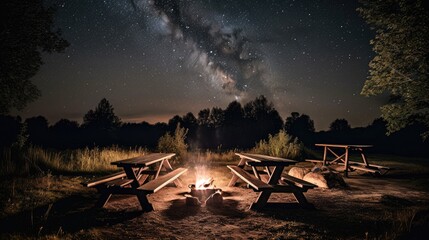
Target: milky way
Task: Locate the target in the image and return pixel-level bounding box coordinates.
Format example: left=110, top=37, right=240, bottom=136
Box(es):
left=133, top=0, right=268, bottom=99
left=18, top=0, right=385, bottom=129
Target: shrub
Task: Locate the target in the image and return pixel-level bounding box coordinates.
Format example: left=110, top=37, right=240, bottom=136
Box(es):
left=252, top=130, right=303, bottom=160
left=157, top=124, right=188, bottom=160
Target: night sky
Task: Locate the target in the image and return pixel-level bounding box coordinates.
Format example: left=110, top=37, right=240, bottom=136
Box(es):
left=18, top=0, right=386, bottom=130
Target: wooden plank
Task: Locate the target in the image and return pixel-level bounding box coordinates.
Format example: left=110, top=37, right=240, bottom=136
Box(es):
left=227, top=165, right=273, bottom=191
left=236, top=153, right=296, bottom=164
left=138, top=168, right=188, bottom=193
left=82, top=171, right=126, bottom=187
left=281, top=175, right=316, bottom=189
left=247, top=161, right=296, bottom=167
left=349, top=165, right=380, bottom=173
left=348, top=161, right=391, bottom=170
left=111, top=153, right=175, bottom=167
left=104, top=178, right=133, bottom=188
left=305, top=159, right=324, bottom=163
left=315, top=143, right=373, bottom=148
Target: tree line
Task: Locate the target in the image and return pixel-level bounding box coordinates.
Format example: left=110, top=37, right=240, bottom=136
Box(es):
left=1, top=96, right=428, bottom=156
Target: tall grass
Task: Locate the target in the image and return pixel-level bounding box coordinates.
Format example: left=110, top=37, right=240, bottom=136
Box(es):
left=0, top=146, right=147, bottom=176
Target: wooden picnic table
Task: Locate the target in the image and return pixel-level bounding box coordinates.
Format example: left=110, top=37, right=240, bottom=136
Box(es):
left=228, top=153, right=316, bottom=210
left=83, top=153, right=187, bottom=212
left=306, top=144, right=390, bottom=177
left=111, top=152, right=182, bottom=188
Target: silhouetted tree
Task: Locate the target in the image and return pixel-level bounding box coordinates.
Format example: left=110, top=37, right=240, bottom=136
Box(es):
left=0, top=0, right=69, bottom=114
left=82, top=98, right=121, bottom=146
left=284, top=112, right=315, bottom=142
left=50, top=119, right=80, bottom=148
left=168, top=115, right=183, bottom=132
left=223, top=101, right=245, bottom=148
left=197, top=109, right=210, bottom=126
left=182, top=112, right=198, bottom=148
left=196, top=109, right=211, bottom=148
left=82, top=98, right=121, bottom=131
left=25, top=116, right=49, bottom=146
left=329, top=119, right=351, bottom=132
left=0, top=115, right=21, bottom=147
left=243, top=95, right=283, bottom=147
left=209, top=107, right=224, bottom=128
left=224, top=101, right=244, bottom=125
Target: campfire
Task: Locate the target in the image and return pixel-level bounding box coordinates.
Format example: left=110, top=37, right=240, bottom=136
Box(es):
left=186, top=176, right=222, bottom=206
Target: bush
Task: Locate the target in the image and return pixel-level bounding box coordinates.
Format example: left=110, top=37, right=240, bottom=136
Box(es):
left=252, top=130, right=303, bottom=160
left=157, top=124, right=188, bottom=160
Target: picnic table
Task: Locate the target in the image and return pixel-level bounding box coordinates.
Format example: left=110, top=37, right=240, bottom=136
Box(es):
left=306, top=144, right=390, bottom=177
left=228, top=153, right=316, bottom=210
left=83, top=153, right=187, bottom=212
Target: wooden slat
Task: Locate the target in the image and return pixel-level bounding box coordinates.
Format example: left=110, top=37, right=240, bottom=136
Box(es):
left=247, top=161, right=296, bottom=167
left=111, top=153, right=175, bottom=167
left=236, top=153, right=296, bottom=164
left=104, top=178, right=134, bottom=188
left=281, top=175, right=316, bottom=189
left=305, top=159, right=324, bottom=163
left=138, top=168, right=188, bottom=193
left=315, top=143, right=373, bottom=148
left=349, top=165, right=380, bottom=173
left=348, top=161, right=390, bottom=170
left=82, top=171, right=126, bottom=187
left=227, top=165, right=273, bottom=191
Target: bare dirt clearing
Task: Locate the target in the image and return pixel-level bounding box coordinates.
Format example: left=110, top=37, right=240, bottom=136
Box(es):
left=1, top=160, right=429, bottom=239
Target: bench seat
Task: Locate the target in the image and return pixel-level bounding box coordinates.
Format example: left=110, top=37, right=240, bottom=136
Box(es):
left=82, top=171, right=127, bottom=188
left=138, top=168, right=188, bottom=193
left=281, top=175, right=317, bottom=190
left=227, top=165, right=273, bottom=191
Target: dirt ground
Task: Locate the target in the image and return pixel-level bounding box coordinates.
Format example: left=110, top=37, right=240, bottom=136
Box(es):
left=1, top=162, right=429, bottom=239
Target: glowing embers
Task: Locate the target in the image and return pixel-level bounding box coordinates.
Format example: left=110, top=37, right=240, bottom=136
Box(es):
left=186, top=177, right=223, bottom=206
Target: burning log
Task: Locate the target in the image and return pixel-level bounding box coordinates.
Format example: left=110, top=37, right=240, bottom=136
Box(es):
left=187, top=176, right=223, bottom=206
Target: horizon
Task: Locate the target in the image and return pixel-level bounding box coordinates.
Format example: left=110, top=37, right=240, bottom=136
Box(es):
left=11, top=95, right=380, bottom=131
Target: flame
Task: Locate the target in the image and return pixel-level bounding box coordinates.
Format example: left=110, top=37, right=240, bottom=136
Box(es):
left=194, top=165, right=213, bottom=189
left=195, top=177, right=213, bottom=190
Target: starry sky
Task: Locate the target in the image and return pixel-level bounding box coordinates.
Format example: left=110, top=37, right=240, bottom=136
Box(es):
left=18, top=0, right=387, bottom=130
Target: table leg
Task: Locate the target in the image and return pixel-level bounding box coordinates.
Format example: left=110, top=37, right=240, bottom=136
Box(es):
left=96, top=192, right=112, bottom=208
left=322, top=146, right=328, bottom=165
left=124, top=166, right=140, bottom=188
left=252, top=166, right=261, bottom=179
left=359, top=148, right=369, bottom=166
left=292, top=191, right=308, bottom=205
left=251, top=166, right=284, bottom=209
left=344, top=147, right=349, bottom=177
left=136, top=192, right=154, bottom=212
left=162, top=159, right=183, bottom=187
left=153, top=160, right=165, bottom=179
left=250, top=191, right=272, bottom=210
left=268, top=166, right=284, bottom=185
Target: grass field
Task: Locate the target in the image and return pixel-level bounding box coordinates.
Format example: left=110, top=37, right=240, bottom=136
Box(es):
left=0, top=148, right=428, bottom=239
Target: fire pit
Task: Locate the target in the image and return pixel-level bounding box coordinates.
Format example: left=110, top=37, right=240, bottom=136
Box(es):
left=186, top=177, right=223, bottom=206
